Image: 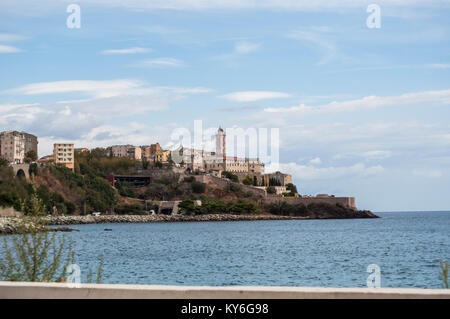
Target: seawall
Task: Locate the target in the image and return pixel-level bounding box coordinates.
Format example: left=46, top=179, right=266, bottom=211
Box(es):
left=0, top=281, right=449, bottom=299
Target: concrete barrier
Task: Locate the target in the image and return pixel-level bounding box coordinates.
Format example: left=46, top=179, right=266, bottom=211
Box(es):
left=0, top=282, right=449, bottom=299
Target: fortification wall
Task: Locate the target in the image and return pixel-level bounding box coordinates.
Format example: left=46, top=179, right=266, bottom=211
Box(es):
left=265, top=196, right=357, bottom=209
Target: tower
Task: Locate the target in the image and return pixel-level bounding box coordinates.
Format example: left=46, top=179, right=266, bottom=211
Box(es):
left=215, top=127, right=226, bottom=160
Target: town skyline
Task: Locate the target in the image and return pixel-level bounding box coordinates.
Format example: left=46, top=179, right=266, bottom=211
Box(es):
left=1, top=1, right=450, bottom=211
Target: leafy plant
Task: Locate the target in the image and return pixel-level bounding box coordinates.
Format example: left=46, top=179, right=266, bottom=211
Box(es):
left=440, top=259, right=449, bottom=289
left=0, top=219, right=104, bottom=283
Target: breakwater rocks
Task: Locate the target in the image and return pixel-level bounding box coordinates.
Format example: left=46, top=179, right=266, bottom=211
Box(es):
left=1, top=210, right=378, bottom=234
left=40, top=214, right=307, bottom=226
left=0, top=217, right=46, bottom=235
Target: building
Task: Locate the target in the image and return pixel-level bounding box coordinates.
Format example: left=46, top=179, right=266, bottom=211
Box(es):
left=142, top=143, right=170, bottom=164
left=176, top=128, right=265, bottom=177
left=108, top=145, right=142, bottom=160
left=0, top=131, right=38, bottom=164
left=53, top=143, right=75, bottom=170
left=263, top=171, right=292, bottom=187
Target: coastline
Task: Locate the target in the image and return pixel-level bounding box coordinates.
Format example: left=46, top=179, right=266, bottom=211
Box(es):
left=0, top=211, right=378, bottom=234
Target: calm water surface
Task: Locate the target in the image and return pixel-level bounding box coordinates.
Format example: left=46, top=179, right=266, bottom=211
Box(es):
left=51, top=211, right=450, bottom=288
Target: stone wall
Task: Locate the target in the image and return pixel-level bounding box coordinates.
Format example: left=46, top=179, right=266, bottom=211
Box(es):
left=0, top=206, right=22, bottom=217
left=265, top=196, right=357, bottom=209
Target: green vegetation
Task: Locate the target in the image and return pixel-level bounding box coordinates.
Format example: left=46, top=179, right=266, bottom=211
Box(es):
left=266, top=186, right=276, bottom=194
left=178, top=197, right=258, bottom=215
left=242, top=175, right=253, bottom=185
left=115, top=203, right=147, bottom=215
left=115, top=181, right=137, bottom=198
left=440, top=259, right=449, bottom=289
left=268, top=201, right=307, bottom=216
left=0, top=221, right=103, bottom=283
left=286, top=183, right=298, bottom=194
left=24, top=150, right=38, bottom=163
left=221, top=171, right=239, bottom=183
left=0, top=158, right=9, bottom=167
left=191, top=181, right=206, bottom=193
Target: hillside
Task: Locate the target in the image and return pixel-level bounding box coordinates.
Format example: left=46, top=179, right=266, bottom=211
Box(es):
left=0, top=153, right=377, bottom=218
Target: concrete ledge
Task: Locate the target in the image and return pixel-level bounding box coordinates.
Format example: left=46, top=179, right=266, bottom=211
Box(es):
left=0, top=282, right=449, bottom=299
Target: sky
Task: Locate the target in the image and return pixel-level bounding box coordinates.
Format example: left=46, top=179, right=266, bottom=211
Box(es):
left=1, top=0, right=450, bottom=211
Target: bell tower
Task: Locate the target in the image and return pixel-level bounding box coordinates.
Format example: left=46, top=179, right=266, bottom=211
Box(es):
left=215, top=127, right=226, bottom=161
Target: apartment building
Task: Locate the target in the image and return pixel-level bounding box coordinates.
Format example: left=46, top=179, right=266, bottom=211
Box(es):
left=0, top=131, right=38, bottom=164
left=142, top=143, right=170, bottom=164
left=108, top=145, right=142, bottom=160
left=53, top=143, right=75, bottom=170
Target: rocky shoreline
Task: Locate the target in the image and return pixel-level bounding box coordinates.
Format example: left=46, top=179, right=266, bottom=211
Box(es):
left=0, top=211, right=378, bottom=235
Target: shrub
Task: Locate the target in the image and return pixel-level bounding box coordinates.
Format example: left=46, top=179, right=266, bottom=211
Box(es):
left=191, top=181, right=206, bottom=193
left=242, top=176, right=253, bottom=185
left=183, top=176, right=195, bottom=183
left=178, top=199, right=196, bottom=215
left=221, top=171, right=239, bottom=183
left=115, top=181, right=137, bottom=198
left=115, top=203, right=147, bottom=215
left=267, top=186, right=276, bottom=194
left=286, top=183, right=298, bottom=194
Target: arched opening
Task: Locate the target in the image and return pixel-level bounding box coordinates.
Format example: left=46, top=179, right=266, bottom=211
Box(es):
left=160, top=208, right=173, bottom=215
left=16, top=169, right=26, bottom=179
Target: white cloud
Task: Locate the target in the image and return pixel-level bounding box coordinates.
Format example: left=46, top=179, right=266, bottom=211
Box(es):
left=0, top=81, right=212, bottom=143
left=140, top=57, right=184, bottom=67
left=234, top=41, right=260, bottom=54
left=4, top=79, right=144, bottom=98
left=264, top=89, right=450, bottom=114
left=276, top=162, right=384, bottom=180
left=0, top=33, right=26, bottom=42
left=101, top=47, right=151, bottom=54
left=32, top=0, right=450, bottom=11
left=221, top=91, right=291, bottom=102
left=412, top=169, right=443, bottom=178
left=361, top=150, right=392, bottom=160
left=287, top=29, right=336, bottom=65
left=309, top=157, right=322, bottom=165
left=0, top=44, right=21, bottom=53
left=427, top=63, right=450, bottom=69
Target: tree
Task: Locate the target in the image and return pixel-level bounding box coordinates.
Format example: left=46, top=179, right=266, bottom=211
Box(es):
left=0, top=158, right=8, bottom=167
left=221, top=171, right=239, bottom=183
left=90, top=148, right=107, bottom=159
left=191, top=181, right=206, bottom=194
left=242, top=176, right=253, bottom=185
left=142, top=158, right=149, bottom=170
left=267, top=186, right=276, bottom=195
left=21, top=192, right=46, bottom=216
left=286, top=183, right=298, bottom=194
left=28, top=163, right=38, bottom=177
left=178, top=199, right=196, bottom=215
left=24, top=150, right=38, bottom=163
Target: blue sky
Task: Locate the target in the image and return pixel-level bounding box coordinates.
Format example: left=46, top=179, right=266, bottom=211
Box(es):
left=1, top=0, right=450, bottom=211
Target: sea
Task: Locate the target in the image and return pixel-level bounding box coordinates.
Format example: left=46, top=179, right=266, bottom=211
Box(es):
left=60, top=211, right=450, bottom=288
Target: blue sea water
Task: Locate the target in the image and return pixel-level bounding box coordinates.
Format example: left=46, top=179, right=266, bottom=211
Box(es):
left=56, top=211, right=450, bottom=288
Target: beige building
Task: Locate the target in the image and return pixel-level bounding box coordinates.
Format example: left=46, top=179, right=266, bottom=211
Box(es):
left=142, top=143, right=170, bottom=164
left=0, top=131, right=38, bottom=164
left=53, top=143, right=74, bottom=170
left=108, top=145, right=142, bottom=160
left=177, top=128, right=265, bottom=176
left=263, top=171, right=292, bottom=186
